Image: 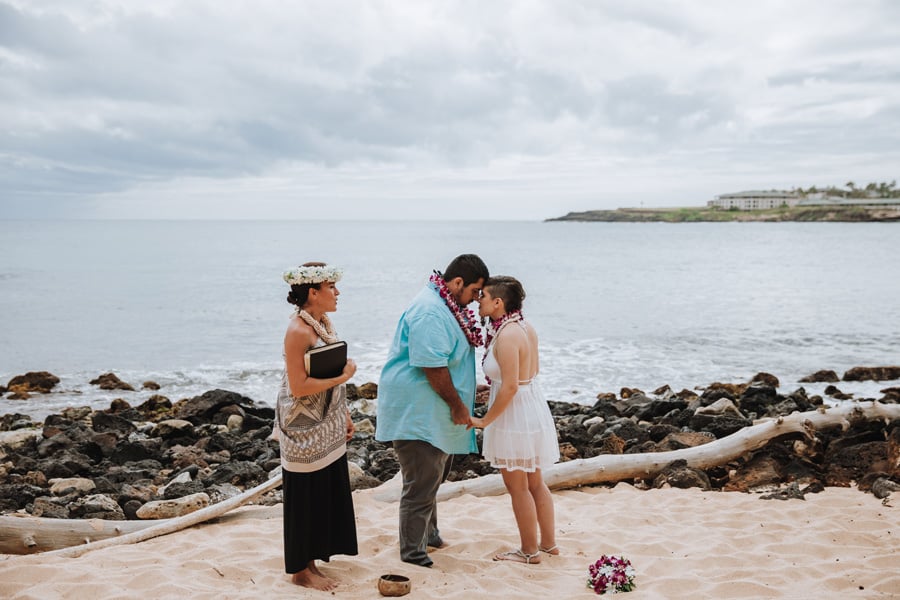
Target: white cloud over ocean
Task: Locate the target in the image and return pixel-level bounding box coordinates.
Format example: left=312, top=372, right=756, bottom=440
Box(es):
left=1, top=0, right=898, bottom=220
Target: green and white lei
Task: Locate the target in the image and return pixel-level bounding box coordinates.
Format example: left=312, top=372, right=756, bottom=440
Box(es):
left=283, top=265, right=343, bottom=286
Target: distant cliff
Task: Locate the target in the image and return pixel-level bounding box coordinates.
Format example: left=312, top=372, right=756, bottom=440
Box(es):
left=547, top=206, right=900, bottom=223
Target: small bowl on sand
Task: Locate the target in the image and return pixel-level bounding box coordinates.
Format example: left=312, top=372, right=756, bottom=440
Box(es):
left=377, top=574, right=411, bottom=596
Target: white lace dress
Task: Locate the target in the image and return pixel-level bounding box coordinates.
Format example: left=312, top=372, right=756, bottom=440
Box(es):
left=481, top=328, right=560, bottom=472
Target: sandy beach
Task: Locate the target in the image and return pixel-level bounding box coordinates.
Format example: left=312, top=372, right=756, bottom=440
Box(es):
left=1, top=482, right=897, bottom=599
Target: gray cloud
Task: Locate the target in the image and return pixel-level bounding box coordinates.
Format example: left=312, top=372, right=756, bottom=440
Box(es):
left=602, top=75, right=736, bottom=144
left=1, top=0, right=898, bottom=219
left=768, top=62, right=900, bottom=87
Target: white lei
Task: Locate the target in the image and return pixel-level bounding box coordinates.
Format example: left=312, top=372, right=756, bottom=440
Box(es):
left=296, top=309, right=338, bottom=344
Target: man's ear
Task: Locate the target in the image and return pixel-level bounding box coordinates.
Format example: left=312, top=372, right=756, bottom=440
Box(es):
left=446, top=276, right=465, bottom=294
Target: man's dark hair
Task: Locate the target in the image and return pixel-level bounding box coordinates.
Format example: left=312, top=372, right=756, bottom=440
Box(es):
left=443, top=254, right=489, bottom=286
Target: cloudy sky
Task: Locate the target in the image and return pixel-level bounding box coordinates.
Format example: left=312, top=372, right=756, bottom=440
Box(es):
left=2, top=1, right=899, bottom=220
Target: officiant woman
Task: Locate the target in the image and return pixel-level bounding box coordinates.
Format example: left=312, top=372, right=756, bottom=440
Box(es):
left=274, top=261, right=358, bottom=591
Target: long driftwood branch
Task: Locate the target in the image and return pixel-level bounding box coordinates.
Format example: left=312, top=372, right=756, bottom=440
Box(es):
left=0, top=472, right=283, bottom=557
left=373, top=401, right=900, bottom=503
left=0, top=513, right=157, bottom=555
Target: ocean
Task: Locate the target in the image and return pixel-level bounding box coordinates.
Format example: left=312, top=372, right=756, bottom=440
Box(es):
left=1, top=219, right=898, bottom=421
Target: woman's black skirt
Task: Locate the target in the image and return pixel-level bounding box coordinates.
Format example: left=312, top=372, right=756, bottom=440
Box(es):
left=283, top=455, right=359, bottom=573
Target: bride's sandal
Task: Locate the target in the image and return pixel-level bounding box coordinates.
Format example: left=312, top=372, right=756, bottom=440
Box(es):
left=539, top=545, right=560, bottom=555
left=493, top=549, right=541, bottom=564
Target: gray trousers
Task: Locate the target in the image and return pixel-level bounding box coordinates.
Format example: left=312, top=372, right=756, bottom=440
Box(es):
left=392, top=440, right=452, bottom=567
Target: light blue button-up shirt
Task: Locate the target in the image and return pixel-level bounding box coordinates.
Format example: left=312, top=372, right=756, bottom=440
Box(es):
left=376, top=283, right=478, bottom=455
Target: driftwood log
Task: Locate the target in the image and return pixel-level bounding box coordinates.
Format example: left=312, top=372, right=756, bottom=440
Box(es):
left=0, top=514, right=157, bottom=555
left=0, top=472, right=283, bottom=556
left=374, top=401, right=900, bottom=502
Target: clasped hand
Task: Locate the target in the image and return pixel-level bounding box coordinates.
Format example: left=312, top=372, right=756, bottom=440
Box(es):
left=450, top=405, right=486, bottom=430
left=467, top=416, right=485, bottom=430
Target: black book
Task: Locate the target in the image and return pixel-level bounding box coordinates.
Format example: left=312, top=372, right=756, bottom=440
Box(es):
left=304, top=341, right=348, bottom=379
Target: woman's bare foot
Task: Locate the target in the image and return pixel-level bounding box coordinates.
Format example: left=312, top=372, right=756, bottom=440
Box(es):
left=539, top=544, right=560, bottom=555
left=307, top=563, right=328, bottom=578
left=492, top=548, right=541, bottom=564
left=291, top=568, right=338, bottom=591
left=306, top=561, right=339, bottom=587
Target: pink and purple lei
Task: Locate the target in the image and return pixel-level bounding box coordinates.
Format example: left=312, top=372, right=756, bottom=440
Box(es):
left=430, top=271, right=483, bottom=348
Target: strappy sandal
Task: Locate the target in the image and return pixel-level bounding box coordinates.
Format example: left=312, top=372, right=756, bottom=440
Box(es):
left=493, top=549, right=541, bottom=564
left=539, top=545, right=560, bottom=555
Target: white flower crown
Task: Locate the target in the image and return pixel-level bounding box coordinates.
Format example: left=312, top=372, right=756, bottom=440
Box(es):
left=283, top=265, right=343, bottom=285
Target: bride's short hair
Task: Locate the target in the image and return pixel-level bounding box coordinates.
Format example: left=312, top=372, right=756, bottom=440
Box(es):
left=485, top=276, right=525, bottom=312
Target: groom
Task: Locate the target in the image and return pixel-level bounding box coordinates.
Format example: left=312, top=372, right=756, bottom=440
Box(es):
left=376, top=254, right=489, bottom=567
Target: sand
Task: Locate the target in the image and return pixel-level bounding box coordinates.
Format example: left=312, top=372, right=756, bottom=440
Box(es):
left=1, top=483, right=898, bottom=599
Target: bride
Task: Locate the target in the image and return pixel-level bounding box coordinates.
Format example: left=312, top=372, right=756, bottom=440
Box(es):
left=469, top=275, right=560, bottom=564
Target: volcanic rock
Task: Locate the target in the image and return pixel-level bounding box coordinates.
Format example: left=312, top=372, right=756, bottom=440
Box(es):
left=842, top=366, right=900, bottom=382
left=799, top=370, right=840, bottom=383
left=6, top=371, right=60, bottom=394
left=89, top=373, right=135, bottom=391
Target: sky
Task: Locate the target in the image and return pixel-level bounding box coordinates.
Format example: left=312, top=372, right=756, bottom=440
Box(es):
left=1, top=1, right=899, bottom=221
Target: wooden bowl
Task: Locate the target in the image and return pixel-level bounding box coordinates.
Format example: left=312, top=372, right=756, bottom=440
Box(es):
left=378, top=573, right=411, bottom=596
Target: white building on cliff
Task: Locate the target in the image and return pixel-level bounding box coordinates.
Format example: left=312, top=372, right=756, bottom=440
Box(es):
left=707, top=191, right=801, bottom=210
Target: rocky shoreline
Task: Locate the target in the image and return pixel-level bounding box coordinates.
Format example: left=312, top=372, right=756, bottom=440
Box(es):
left=1, top=367, right=900, bottom=523
left=547, top=206, right=900, bottom=222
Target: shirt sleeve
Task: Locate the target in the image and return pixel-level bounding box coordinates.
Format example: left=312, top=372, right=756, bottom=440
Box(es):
left=407, top=310, right=454, bottom=368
